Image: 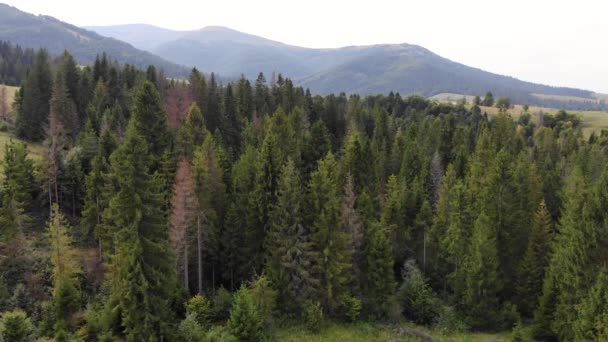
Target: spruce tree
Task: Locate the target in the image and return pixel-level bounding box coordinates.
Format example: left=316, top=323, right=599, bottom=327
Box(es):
left=0, top=141, right=34, bottom=240
left=365, top=222, right=396, bottom=318
left=516, top=199, right=553, bottom=317
left=309, top=153, right=353, bottom=315
left=228, top=286, right=263, bottom=342
left=16, top=49, right=52, bottom=141
left=131, top=81, right=171, bottom=170
left=266, top=160, right=317, bottom=313
left=103, top=121, right=176, bottom=340
left=51, top=69, right=78, bottom=142
left=47, top=204, right=81, bottom=326
left=463, top=212, right=501, bottom=330
left=574, top=268, right=608, bottom=341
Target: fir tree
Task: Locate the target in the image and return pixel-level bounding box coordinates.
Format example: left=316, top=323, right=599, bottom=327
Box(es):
left=365, top=222, right=396, bottom=318
left=0, top=141, right=34, bottom=240
left=102, top=121, right=176, bottom=340
left=228, top=286, right=263, bottom=342
left=463, top=212, right=501, bottom=329
left=16, top=49, right=52, bottom=141
left=266, top=160, right=317, bottom=313
left=309, top=153, right=353, bottom=315
left=47, top=204, right=81, bottom=325
left=516, top=199, right=553, bottom=317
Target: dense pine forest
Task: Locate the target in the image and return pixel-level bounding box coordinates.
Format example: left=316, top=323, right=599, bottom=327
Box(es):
left=1, top=47, right=607, bottom=341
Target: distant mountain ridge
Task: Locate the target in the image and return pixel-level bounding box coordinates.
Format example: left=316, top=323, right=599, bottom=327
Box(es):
left=0, top=4, right=188, bottom=77
left=0, top=3, right=604, bottom=110
left=87, top=24, right=605, bottom=110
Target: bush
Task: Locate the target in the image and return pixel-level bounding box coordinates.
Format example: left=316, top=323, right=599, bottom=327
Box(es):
left=338, top=294, right=362, bottom=322
left=0, top=121, right=8, bottom=132
left=227, top=286, right=263, bottom=341
left=178, top=314, right=206, bottom=342
left=399, top=260, right=439, bottom=325
left=205, top=325, right=237, bottom=342
left=248, top=275, right=276, bottom=329
left=0, top=309, right=33, bottom=342
left=304, top=302, right=323, bottom=333
left=186, top=294, right=212, bottom=329
left=434, top=305, right=468, bottom=334
left=212, top=287, right=233, bottom=321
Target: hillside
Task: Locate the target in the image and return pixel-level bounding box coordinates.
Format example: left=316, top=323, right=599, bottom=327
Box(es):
left=0, top=4, right=187, bottom=77
left=87, top=24, right=605, bottom=110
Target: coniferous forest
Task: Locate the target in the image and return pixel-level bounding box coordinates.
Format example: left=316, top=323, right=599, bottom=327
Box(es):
left=1, top=47, right=608, bottom=341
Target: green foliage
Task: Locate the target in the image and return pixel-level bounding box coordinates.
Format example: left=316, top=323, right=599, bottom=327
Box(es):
left=0, top=140, right=34, bottom=240
left=304, top=301, right=324, bottom=333
left=186, top=295, right=212, bottom=329
left=573, top=268, right=608, bottom=341
left=178, top=314, right=207, bottom=342
left=15, top=49, right=52, bottom=141
left=399, top=260, right=439, bottom=326
left=365, top=222, right=396, bottom=319
left=228, top=286, right=263, bottom=341
left=338, top=294, right=362, bottom=322
left=482, top=91, right=494, bottom=106
left=211, top=287, right=234, bottom=321
left=0, top=310, right=33, bottom=342
left=102, top=121, right=177, bottom=340
left=248, top=275, right=277, bottom=329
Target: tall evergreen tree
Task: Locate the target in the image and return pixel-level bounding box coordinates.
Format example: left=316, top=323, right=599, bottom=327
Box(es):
left=516, top=199, right=553, bottom=317
left=365, top=222, right=396, bottom=318
left=102, top=121, right=176, bottom=340
left=308, top=153, right=353, bottom=315
left=0, top=141, right=34, bottom=240
left=266, top=160, right=317, bottom=313
left=16, top=49, right=52, bottom=141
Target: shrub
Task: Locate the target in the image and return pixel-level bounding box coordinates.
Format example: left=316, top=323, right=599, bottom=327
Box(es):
left=399, top=260, right=439, bottom=325
left=178, top=313, right=206, bottom=342
left=227, top=286, right=263, bottom=341
left=186, top=294, right=212, bottom=329
left=338, top=294, right=362, bottom=322
left=212, top=287, right=233, bottom=321
left=434, top=305, right=468, bottom=334
left=0, top=309, right=33, bottom=342
left=304, top=302, right=323, bottom=333
left=205, top=325, right=237, bottom=342
left=248, top=275, right=276, bottom=329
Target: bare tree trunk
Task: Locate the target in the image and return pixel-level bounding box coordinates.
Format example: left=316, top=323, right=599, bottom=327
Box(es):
left=184, top=241, right=189, bottom=293
left=197, top=215, right=202, bottom=294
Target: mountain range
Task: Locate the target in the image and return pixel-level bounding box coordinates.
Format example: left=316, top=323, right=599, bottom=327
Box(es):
left=0, top=3, right=187, bottom=77
left=0, top=3, right=605, bottom=110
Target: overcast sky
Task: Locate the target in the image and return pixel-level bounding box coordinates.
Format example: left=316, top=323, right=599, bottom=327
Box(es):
left=5, top=0, right=607, bottom=93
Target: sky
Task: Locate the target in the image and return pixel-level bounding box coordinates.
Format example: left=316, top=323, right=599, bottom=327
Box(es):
left=4, top=0, right=608, bottom=93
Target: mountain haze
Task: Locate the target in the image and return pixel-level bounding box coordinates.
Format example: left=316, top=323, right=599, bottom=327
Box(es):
left=87, top=24, right=605, bottom=110
left=0, top=4, right=187, bottom=76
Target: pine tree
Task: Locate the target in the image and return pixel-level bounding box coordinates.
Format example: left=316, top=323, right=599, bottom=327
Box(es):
left=16, top=49, right=52, bottom=141
left=516, top=199, right=553, bottom=317
left=309, top=153, right=353, bottom=315
left=103, top=121, right=176, bottom=340
left=222, top=84, right=241, bottom=157
left=0, top=141, right=34, bottom=240
left=266, top=160, right=317, bottom=313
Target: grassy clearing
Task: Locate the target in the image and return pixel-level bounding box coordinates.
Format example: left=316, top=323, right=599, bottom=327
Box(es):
left=0, top=131, right=44, bottom=173
left=0, top=84, right=18, bottom=114
left=479, top=105, right=608, bottom=137
left=272, top=321, right=524, bottom=342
